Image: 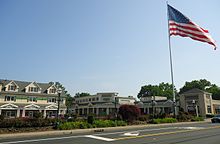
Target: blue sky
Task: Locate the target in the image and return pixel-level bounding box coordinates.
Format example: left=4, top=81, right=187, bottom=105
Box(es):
left=0, top=0, right=219, bottom=97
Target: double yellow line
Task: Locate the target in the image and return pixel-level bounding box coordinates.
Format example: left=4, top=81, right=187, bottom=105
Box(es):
left=115, top=125, right=220, bottom=141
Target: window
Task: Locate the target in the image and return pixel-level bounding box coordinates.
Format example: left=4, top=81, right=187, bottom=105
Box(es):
left=8, top=85, right=16, bottom=91
left=49, top=89, right=56, bottom=94
left=29, top=87, right=39, bottom=92
left=47, top=97, right=56, bottom=103
left=27, top=96, right=37, bottom=102
left=5, top=111, right=16, bottom=118
left=207, top=105, right=212, bottom=113
left=103, top=98, right=110, bottom=101
left=60, top=98, right=64, bottom=104
left=5, top=96, right=16, bottom=102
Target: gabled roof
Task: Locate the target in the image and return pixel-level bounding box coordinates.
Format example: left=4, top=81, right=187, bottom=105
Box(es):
left=4, top=80, right=19, bottom=88
left=181, top=88, right=211, bottom=95
left=0, top=79, right=62, bottom=95
left=25, top=81, right=42, bottom=90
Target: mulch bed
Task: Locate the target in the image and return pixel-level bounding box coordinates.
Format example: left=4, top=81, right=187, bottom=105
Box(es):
left=0, top=126, right=54, bottom=134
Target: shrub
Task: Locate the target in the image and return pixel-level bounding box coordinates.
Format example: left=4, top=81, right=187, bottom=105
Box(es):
left=151, top=118, right=177, bottom=124
left=191, top=117, right=204, bottom=122
left=0, top=115, right=4, bottom=121
left=118, top=105, right=141, bottom=123
left=206, top=114, right=214, bottom=118
left=177, top=111, right=192, bottom=122
left=33, top=112, right=43, bottom=119
left=58, top=120, right=127, bottom=130
left=138, top=115, right=149, bottom=122
left=87, top=115, right=95, bottom=124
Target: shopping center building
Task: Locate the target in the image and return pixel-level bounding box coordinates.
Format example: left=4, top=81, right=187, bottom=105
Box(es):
left=180, top=88, right=220, bottom=117
left=0, top=79, right=67, bottom=118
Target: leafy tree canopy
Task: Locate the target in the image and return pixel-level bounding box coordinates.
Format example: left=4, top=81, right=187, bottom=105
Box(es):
left=137, top=82, right=176, bottom=100
left=74, top=92, right=91, bottom=98
left=52, top=82, right=73, bottom=111
left=179, top=79, right=220, bottom=100
left=179, top=79, right=211, bottom=94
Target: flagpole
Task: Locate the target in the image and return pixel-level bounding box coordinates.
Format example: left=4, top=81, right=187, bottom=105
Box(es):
left=166, top=1, right=176, bottom=117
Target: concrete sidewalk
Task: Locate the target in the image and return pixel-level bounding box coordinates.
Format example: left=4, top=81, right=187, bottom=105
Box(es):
left=0, top=119, right=211, bottom=138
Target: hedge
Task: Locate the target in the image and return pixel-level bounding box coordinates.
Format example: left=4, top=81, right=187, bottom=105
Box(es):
left=58, top=120, right=127, bottom=130
left=151, top=118, right=177, bottom=124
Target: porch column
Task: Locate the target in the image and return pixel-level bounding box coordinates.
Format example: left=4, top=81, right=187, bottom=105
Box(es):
left=106, top=108, right=109, bottom=115
left=144, top=107, right=146, bottom=114
left=0, top=109, right=2, bottom=115
left=16, top=109, right=20, bottom=118
left=162, top=107, right=165, bottom=113
left=147, top=107, right=150, bottom=114
left=87, top=108, right=89, bottom=115
left=22, top=109, right=25, bottom=117
left=96, top=107, right=99, bottom=116
left=43, top=110, right=47, bottom=118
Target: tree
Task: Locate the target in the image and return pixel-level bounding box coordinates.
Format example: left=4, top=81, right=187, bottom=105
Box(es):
left=118, top=105, right=141, bottom=122
left=179, top=79, right=220, bottom=100
left=205, top=84, right=220, bottom=100
left=74, top=92, right=90, bottom=98
left=137, top=82, right=176, bottom=100
left=179, top=79, right=211, bottom=94
left=54, top=82, right=73, bottom=112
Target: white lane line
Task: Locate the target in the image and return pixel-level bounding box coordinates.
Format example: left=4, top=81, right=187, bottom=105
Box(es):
left=85, top=135, right=115, bottom=141
left=0, top=135, right=84, bottom=144
left=176, top=127, right=205, bottom=130
left=123, top=132, right=139, bottom=136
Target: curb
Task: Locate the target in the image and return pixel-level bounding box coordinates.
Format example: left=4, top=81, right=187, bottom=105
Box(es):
left=0, top=120, right=211, bottom=138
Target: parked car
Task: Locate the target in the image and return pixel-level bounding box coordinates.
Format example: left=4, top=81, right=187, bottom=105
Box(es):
left=211, top=114, right=220, bottom=123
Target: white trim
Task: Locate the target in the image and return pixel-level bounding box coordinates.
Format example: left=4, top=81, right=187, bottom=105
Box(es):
left=0, top=103, right=18, bottom=109
left=24, top=103, right=40, bottom=109
left=45, top=104, right=58, bottom=109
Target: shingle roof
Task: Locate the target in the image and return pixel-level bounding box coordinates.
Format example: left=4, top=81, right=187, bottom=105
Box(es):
left=181, top=88, right=211, bottom=95
left=0, top=79, right=59, bottom=95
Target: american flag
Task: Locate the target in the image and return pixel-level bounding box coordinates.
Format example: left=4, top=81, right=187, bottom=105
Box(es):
left=168, top=4, right=217, bottom=50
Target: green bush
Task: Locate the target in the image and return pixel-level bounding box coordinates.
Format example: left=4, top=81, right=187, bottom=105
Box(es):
left=58, top=121, right=90, bottom=130
left=191, top=117, right=204, bottom=121
left=138, top=115, right=150, bottom=122
left=151, top=118, right=177, bottom=124
left=87, top=115, right=95, bottom=124
left=58, top=120, right=127, bottom=130
left=177, top=111, right=192, bottom=122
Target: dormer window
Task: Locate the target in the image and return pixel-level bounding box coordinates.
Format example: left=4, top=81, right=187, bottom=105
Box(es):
left=5, top=81, right=19, bottom=92
left=49, top=89, right=56, bottom=94
left=29, top=87, right=39, bottom=92
left=8, top=85, right=16, bottom=91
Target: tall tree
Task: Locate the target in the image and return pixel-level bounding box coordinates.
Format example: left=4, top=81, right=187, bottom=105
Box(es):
left=206, top=84, right=220, bottom=100
left=179, top=79, right=220, bottom=100
left=179, top=79, right=211, bottom=94
left=54, top=82, right=73, bottom=112
left=74, top=92, right=91, bottom=98
left=137, top=82, right=176, bottom=100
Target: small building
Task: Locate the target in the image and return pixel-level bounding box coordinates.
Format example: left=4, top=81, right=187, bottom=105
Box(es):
left=74, top=93, right=136, bottom=116
left=180, top=88, right=220, bottom=117
left=0, top=79, right=67, bottom=118
left=136, top=96, right=173, bottom=115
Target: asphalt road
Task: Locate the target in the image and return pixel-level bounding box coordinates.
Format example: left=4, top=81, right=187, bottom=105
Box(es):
left=0, top=122, right=220, bottom=144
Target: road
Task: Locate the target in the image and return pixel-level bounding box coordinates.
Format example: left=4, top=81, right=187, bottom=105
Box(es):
left=0, top=122, right=220, bottom=144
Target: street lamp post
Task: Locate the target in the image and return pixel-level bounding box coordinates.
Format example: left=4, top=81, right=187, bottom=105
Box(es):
left=57, top=88, right=62, bottom=119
